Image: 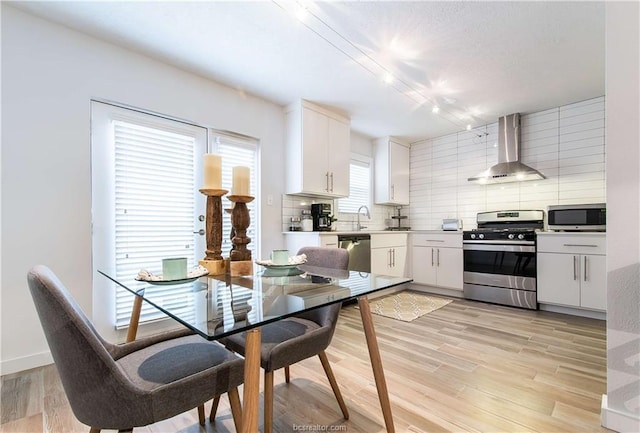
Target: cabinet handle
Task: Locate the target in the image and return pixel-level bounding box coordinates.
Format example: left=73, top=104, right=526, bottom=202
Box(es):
left=425, top=239, right=445, bottom=243
left=388, top=249, right=393, bottom=267
left=584, top=256, right=588, bottom=281
left=392, top=248, right=396, bottom=267
left=431, top=248, right=434, bottom=266
left=391, top=184, right=395, bottom=200
left=573, top=255, right=578, bottom=280
left=437, top=248, right=440, bottom=267
left=563, top=244, right=599, bottom=248
left=330, top=172, right=334, bottom=192
left=325, top=172, right=330, bottom=192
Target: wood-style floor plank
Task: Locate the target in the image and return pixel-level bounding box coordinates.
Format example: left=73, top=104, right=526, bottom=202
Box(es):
left=1, top=296, right=612, bottom=433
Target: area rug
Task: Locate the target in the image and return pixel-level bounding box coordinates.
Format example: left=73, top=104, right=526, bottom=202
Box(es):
left=362, top=291, right=452, bottom=322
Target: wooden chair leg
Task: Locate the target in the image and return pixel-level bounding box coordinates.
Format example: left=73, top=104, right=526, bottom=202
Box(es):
left=284, top=365, right=290, bottom=383
left=197, top=404, right=205, bottom=425
left=228, top=387, right=243, bottom=432
left=89, top=428, right=101, bottom=433
left=209, top=396, right=221, bottom=422
left=264, top=370, right=274, bottom=433
left=318, top=351, right=349, bottom=420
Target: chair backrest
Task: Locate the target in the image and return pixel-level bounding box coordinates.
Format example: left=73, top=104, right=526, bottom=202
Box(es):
left=27, top=265, right=152, bottom=427
left=297, top=246, right=349, bottom=270
left=295, top=247, right=349, bottom=327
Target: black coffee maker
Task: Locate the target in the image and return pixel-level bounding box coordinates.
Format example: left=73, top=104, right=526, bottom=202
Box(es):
left=311, top=203, right=332, bottom=231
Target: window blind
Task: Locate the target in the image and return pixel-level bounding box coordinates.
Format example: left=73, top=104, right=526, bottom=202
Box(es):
left=113, top=120, right=199, bottom=327
left=213, top=133, right=259, bottom=258
left=338, top=159, right=371, bottom=213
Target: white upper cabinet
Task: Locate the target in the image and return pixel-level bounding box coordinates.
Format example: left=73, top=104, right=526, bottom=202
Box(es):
left=374, top=137, right=410, bottom=205
left=285, top=100, right=350, bottom=198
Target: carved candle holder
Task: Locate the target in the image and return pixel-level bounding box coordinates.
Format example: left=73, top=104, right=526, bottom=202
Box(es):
left=227, top=194, right=254, bottom=276
left=198, top=188, right=228, bottom=275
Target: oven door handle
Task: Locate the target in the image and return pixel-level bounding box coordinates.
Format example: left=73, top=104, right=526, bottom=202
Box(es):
left=463, top=244, right=536, bottom=253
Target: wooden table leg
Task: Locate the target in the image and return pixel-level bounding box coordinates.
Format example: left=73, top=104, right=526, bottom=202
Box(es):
left=125, top=295, right=143, bottom=343
left=357, top=295, right=395, bottom=433
left=242, top=327, right=261, bottom=433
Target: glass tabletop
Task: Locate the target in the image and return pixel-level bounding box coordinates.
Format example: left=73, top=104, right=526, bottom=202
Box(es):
left=98, top=264, right=412, bottom=341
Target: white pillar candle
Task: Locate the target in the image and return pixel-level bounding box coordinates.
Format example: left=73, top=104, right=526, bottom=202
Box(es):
left=203, top=154, right=222, bottom=189
left=232, top=166, right=250, bottom=196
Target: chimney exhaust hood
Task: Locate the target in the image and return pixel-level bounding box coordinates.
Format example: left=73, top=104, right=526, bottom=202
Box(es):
left=468, top=113, right=545, bottom=184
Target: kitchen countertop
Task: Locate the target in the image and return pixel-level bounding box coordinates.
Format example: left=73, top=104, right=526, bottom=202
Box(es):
left=283, top=230, right=463, bottom=235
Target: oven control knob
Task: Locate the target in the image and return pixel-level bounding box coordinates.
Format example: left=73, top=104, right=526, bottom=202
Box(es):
left=508, top=233, right=515, bottom=239
left=478, top=233, right=485, bottom=239
left=518, top=234, right=525, bottom=240
left=470, top=233, right=476, bottom=239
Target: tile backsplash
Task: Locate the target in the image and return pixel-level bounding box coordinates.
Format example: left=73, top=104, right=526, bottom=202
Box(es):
left=281, top=195, right=403, bottom=232
left=409, top=96, right=606, bottom=230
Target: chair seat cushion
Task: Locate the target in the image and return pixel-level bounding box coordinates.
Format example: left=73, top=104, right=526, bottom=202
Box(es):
left=116, top=334, right=244, bottom=421
left=224, top=316, right=335, bottom=372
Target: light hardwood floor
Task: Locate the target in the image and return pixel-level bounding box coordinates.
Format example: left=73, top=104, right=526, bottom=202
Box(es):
left=1, top=295, right=611, bottom=433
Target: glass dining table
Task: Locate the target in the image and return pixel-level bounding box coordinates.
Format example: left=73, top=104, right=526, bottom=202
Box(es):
left=99, top=264, right=412, bottom=433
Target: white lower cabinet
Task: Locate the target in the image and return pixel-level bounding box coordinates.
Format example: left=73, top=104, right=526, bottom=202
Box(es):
left=371, top=233, right=407, bottom=277
left=537, top=234, right=606, bottom=311
left=411, top=233, right=463, bottom=290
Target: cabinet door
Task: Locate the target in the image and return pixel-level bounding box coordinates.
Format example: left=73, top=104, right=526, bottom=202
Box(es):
left=327, top=117, right=350, bottom=197
left=389, top=246, right=407, bottom=277
left=371, top=248, right=393, bottom=275
left=411, top=246, right=437, bottom=285
left=580, top=254, right=606, bottom=310
left=435, top=247, right=463, bottom=290
left=389, top=141, right=410, bottom=205
left=301, top=107, right=329, bottom=194
left=320, top=235, right=339, bottom=248
left=537, top=253, right=581, bottom=307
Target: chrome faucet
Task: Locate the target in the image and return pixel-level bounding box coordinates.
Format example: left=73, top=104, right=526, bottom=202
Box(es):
left=356, top=205, right=371, bottom=231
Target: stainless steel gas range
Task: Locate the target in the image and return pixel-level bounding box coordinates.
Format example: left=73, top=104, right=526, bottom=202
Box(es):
left=462, top=210, right=544, bottom=309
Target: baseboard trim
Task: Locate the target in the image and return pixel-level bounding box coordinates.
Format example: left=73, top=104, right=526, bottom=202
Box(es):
left=1, top=350, right=53, bottom=376
left=602, top=394, right=640, bottom=432
left=539, top=303, right=606, bottom=320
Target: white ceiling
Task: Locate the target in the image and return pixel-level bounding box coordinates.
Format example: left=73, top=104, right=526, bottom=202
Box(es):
left=11, top=1, right=605, bottom=142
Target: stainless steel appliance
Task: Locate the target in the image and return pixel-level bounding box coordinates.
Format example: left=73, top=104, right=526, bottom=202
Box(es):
left=311, top=203, right=332, bottom=231
left=463, top=210, right=544, bottom=309
left=547, top=203, right=606, bottom=232
left=442, top=219, right=462, bottom=231
left=468, top=113, right=545, bottom=184
left=338, top=234, right=371, bottom=272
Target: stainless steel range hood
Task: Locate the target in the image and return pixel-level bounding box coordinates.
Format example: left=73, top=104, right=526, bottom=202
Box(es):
left=468, top=113, right=545, bottom=184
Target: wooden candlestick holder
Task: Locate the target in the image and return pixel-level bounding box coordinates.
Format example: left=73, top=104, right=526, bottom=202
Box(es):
left=198, top=188, right=228, bottom=275
left=227, top=194, right=255, bottom=276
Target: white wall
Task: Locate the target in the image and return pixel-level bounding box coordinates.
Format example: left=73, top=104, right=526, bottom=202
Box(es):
left=0, top=6, right=286, bottom=374
left=602, top=2, right=640, bottom=432
left=409, top=96, right=606, bottom=230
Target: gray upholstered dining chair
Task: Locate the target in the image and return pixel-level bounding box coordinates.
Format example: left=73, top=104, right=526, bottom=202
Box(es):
left=27, top=265, right=244, bottom=433
left=223, top=246, right=350, bottom=433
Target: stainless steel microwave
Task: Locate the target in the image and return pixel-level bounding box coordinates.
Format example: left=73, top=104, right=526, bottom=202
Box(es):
left=547, top=203, right=606, bottom=231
